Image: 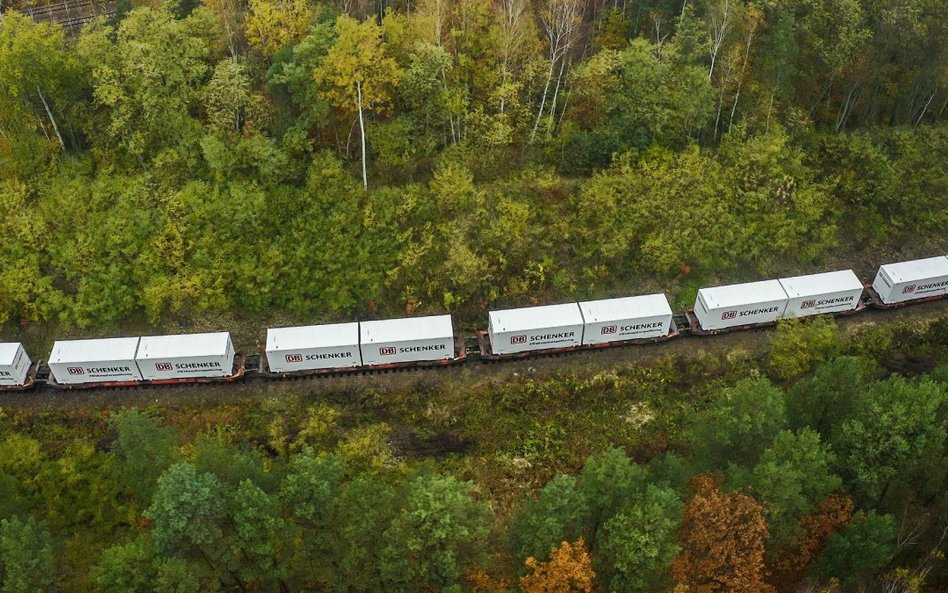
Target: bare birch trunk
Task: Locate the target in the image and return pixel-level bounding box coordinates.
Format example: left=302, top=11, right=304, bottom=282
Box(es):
left=558, top=88, right=572, bottom=129
left=707, top=0, right=729, bottom=81
left=356, top=80, right=367, bottom=190
left=531, top=58, right=556, bottom=142
left=498, top=0, right=526, bottom=115
left=499, top=61, right=508, bottom=114
left=915, top=90, right=936, bottom=125
left=37, top=86, right=65, bottom=151
left=728, top=15, right=757, bottom=132
left=835, top=81, right=860, bottom=132
left=547, top=57, right=567, bottom=136
left=533, top=0, right=580, bottom=142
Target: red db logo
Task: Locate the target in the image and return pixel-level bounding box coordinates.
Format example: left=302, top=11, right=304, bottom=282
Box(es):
left=601, top=325, right=618, bottom=334
left=155, top=363, right=173, bottom=371
left=379, top=346, right=397, bottom=355
left=67, top=367, right=84, bottom=375
left=285, top=354, right=303, bottom=363
left=801, top=300, right=816, bottom=309
left=511, top=335, right=527, bottom=344
left=902, top=285, right=916, bottom=294
left=722, top=310, right=738, bottom=320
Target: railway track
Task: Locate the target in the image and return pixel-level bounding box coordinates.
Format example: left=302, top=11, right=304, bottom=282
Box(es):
left=7, top=0, right=117, bottom=34
left=3, top=297, right=946, bottom=410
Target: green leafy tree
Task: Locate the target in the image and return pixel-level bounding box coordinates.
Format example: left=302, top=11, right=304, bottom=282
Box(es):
left=146, top=463, right=226, bottom=557
left=599, top=485, right=683, bottom=593
left=329, top=475, right=399, bottom=592
left=572, top=128, right=834, bottom=278
left=686, top=378, right=787, bottom=471
left=93, top=538, right=161, bottom=593
left=786, top=356, right=865, bottom=437
left=146, top=459, right=292, bottom=592
left=835, top=376, right=946, bottom=505
left=189, top=435, right=272, bottom=490
left=204, top=59, right=265, bottom=135
left=94, top=537, right=204, bottom=593
left=34, top=171, right=161, bottom=328
left=0, top=516, right=56, bottom=593
left=279, top=451, right=344, bottom=583
left=230, top=479, right=288, bottom=588
left=0, top=435, right=44, bottom=518
left=0, top=12, right=81, bottom=164
left=576, top=448, right=646, bottom=546
left=266, top=16, right=335, bottom=135
left=565, top=38, right=714, bottom=170
left=768, top=317, right=844, bottom=381
left=511, top=475, right=588, bottom=563
left=745, top=429, right=842, bottom=551
left=34, top=440, right=123, bottom=537
left=265, top=152, right=392, bottom=315
left=145, top=464, right=237, bottom=588
left=109, top=409, right=178, bottom=504
left=379, top=473, right=490, bottom=593
left=0, top=182, right=54, bottom=324
left=817, top=511, right=897, bottom=588
left=77, top=7, right=211, bottom=165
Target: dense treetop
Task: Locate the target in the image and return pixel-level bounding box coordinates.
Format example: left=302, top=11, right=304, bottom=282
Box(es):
left=0, top=0, right=946, bottom=331
left=0, top=314, right=946, bottom=592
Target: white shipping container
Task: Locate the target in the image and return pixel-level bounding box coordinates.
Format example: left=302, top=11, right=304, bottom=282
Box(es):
left=871, top=256, right=948, bottom=304
left=136, top=332, right=235, bottom=380
left=266, top=322, right=362, bottom=373
left=779, top=269, right=864, bottom=318
left=0, top=343, right=31, bottom=386
left=360, top=315, right=455, bottom=366
left=579, top=294, right=673, bottom=345
left=488, top=303, right=585, bottom=355
left=48, top=337, right=143, bottom=385
left=694, top=280, right=788, bottom=331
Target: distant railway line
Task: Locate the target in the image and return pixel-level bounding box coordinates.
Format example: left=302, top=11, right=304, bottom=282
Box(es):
left=4, top=0, right=116, bottom=35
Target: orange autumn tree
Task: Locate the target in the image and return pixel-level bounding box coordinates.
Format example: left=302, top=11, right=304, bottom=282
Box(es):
left=775, top=494, right=855, bottom=579
left=520, top=538, right=595, bottom=593
left=671, top=475, right=774, bottom=593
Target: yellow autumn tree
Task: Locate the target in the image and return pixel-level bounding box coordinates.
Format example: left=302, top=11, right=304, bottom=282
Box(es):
left=314, top=15, right=400, bottom=189
left=244, top=0, right=313, bottom=58
left=520, top=538, right=595, bottom=593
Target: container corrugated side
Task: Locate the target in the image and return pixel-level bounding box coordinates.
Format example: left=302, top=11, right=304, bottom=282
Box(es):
left=359, top=316, right=455, bottom=366
left=488, top=303, right=585, bottom=355
left=490, top=323, right=585, bottom=354
left=359, top=335, right=454, bottom=366
left=694, top=284, right=788, bottom=331
left=872, top=257, right=948, bottom=304
left=265, top=324, right=362, bottom=373
left=779, top=270, right=863, bottom=318
left=0, top=343, right=31, bottom=386
left=581, top=313, right=669, bottom=345
left=782, top=286, right=862, bottom=317
left=48, top=339, right=144, bottom=385
left=136, top=334, right=235, bottom=380
left=579, top=295, right=672, bottom=345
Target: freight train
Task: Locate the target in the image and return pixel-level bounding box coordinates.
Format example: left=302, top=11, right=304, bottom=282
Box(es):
left=2, top=255, right=947, bottom=391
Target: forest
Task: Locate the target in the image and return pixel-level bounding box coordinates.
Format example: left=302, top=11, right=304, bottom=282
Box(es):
left=0, top=314, right=946, bottom=592
left=1, top=0, right=948, bottom=591
left=0, top=0, right=946, bottom=332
